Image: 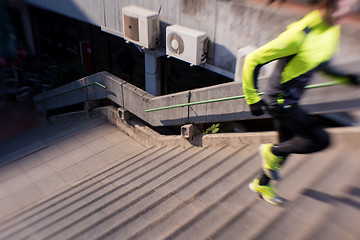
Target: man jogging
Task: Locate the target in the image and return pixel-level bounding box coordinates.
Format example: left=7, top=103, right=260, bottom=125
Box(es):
left=243, top=0, right=359, bottom=205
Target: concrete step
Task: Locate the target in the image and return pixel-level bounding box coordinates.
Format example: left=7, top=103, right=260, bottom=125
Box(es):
left=0, top=145, right=161, bottom=236
left=2, top=145, right=176, bottom=238
left=1, top=123, right=360, bottom=240
left=36, top=146, right=222, bottom=240
left=0, top=145, right=231, bottom=240
left=0, top=116, right=147, bottom=227
left=129, top=144, right=333, bottom=240
left=0, top=117, right=106, bottom=166
left=208, top=144, right=355, bottom=240
left=0, top=117, right=104, bottom=154
left=128, top=145, right=259, bottom=240
left=61, top=146, right=236, bottom=240
left=93, top=146, right=257, bottom=240
left=253, top=148, right=360, bottom=240
left=304, top=167, right=360, bottom=240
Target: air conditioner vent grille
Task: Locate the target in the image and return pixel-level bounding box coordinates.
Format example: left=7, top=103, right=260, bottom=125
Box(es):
left=168, top=33, right=184, bottom=55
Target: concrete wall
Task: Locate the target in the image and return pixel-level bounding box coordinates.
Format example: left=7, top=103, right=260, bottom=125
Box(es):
left=25, top=0, right=104, bottom=26
left=34, top=78, right=88, bottom=110
left=25, top=0, right=360, bottom=74
left=34, top=71, right=360, bottom=127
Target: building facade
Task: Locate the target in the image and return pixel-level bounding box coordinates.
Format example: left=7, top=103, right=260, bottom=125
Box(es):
left=8, top=0, right=360, bottom=96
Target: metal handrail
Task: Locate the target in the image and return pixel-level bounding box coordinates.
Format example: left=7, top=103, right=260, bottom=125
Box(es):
left=35, top=82, right=107, bottom=102
left=145, top=81, right=344, bottom=112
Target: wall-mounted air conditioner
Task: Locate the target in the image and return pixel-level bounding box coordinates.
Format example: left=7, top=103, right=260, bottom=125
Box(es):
left=122, top=5, right=160, bottom=49
left=166, top=25, right=209, bottom=66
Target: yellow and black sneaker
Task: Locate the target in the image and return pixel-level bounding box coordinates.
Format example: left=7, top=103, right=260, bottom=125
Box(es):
left=249, top=178, right=283, bottom=206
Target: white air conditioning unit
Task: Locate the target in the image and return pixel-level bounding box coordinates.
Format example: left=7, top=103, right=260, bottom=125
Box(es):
left=122, top=5, right=160, bottom=49
left=166, top=25, right=209, bottom=65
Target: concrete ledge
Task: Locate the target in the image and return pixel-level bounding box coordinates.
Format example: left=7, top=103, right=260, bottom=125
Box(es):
left=35, top=71, right=360, bottom=127
left=196, top=131, right=277, bottom=148
left=43, top=106, right=360, bottom=150
left=92, top=106, right=193, bottom=148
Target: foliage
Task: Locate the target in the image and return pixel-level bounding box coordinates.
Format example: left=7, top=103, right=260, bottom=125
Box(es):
left=203, top=123, right=220, bottom=134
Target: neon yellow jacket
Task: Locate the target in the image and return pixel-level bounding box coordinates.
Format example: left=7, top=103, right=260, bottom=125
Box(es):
left=242, top=10, right=345, bottom=107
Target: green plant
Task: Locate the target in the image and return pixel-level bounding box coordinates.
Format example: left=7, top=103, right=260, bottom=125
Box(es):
left=203, top=123, right=220, bottom=134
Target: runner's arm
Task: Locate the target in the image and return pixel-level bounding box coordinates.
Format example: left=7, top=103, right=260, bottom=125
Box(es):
left=242, top=29, right=305, bottom=105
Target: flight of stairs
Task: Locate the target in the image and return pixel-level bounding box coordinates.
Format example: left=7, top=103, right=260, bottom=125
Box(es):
left=0, top=117, right=359, bottom=240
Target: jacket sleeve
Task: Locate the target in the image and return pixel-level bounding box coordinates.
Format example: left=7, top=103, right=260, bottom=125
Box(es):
left=242, top=28, right=305, bottom=105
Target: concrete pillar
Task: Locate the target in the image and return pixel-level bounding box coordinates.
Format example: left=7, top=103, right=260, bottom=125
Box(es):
left=234, top=46, right=256, bottom=82
left=144, top=50, right=161, bottom=96
left=235, top=46, right=277, bottom=82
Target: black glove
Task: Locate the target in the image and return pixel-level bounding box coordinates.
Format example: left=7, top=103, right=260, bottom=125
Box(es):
left=348, top=74, right=360, bottom=86
left=249, top=100, right=265, bottom=116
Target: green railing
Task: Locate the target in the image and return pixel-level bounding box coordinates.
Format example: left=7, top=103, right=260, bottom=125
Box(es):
left=145, top=81, right=343, bottom=112
left=35, top=82, right=107, bottom=102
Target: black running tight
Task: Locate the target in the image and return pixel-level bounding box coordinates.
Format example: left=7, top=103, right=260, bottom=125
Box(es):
left=259, top=105, right=330, bottom=186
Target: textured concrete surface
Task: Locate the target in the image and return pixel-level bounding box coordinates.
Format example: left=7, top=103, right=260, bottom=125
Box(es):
left=25, top=0, right=360, bottom=73
left=0, top=116, right=359, bottom=240
left=0, top=117, right=146, bottom=219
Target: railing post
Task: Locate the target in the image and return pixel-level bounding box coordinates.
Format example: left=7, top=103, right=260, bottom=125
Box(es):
left=181, top=124, right=202, bottom=139
left=118, top=107, right=131, bottom=121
